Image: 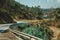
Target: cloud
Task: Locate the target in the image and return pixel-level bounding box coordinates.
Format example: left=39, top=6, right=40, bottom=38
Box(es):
left=47, top=0, right=60, bottom=3
left=57, top=0, right=60, bottom=2
left=47, top=0, right=54, bottom=2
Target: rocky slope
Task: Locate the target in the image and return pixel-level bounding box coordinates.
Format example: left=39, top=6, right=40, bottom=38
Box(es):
left=0, top=0, right=42, bottom=23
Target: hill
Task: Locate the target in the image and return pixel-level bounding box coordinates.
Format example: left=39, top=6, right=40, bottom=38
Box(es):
left=0, top=0, right=43, bottom=23
left=0, top=0, right=60, bottom=23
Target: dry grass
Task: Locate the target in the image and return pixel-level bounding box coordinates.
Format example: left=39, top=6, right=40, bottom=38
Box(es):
left=49, top=26, right=60, bottom=40
left=0, top=30, right=22, bottom=40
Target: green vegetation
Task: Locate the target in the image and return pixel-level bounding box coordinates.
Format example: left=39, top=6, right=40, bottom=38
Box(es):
left=17, top=23, right=30, bottom=29
left=55, top=8, right=60, bottom=22
left=10, top=23, right=31, bottom=30
left=57, top=37, right=60, bottom=40
left=57, top=25, right=60, bottom=28
left=10, top=23, right=53, bottom=40
left=40, top=21, right=49, bottom=27
left=22, top=25, right=53, bottom=40
left=0, top=0, right=60, bottom=23
left=15, top=24, right=53, bottom=40
left=0, top=0, right=43, bottom=23
left=57, top=34, right=60, bottom=40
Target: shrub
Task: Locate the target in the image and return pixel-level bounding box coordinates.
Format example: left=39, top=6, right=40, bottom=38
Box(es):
left=57, top=37, right=60, bottom=40
left=40, top=22, right=49, bottom=27
left=57, top=34, right=60, bottom=40
left=22, top=26, right=53, bottom=40
left=10, top=23, right=30, bottom=30
left=57, top=25, right=60, bottom=28
left=17, top=23, right=30, bottom=29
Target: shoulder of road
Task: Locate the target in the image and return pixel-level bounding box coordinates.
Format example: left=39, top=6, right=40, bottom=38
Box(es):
left=0, top=30, right=23, bottom=40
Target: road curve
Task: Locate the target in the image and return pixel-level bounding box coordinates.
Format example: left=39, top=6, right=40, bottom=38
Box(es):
left=0, top=22, right=42, bottom=40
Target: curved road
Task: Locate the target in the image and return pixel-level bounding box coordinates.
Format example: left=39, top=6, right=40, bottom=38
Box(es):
left=0, top=22, right=42, bottom=40
left=0, top=21, right=28, bottom=30
left=0, top=24, right=12, bottom=30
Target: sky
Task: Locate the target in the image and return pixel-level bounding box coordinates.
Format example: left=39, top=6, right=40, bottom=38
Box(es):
left=15, top=0, right=60, bottom=9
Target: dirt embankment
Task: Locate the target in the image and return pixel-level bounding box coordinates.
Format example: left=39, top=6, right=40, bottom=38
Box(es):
left=49, top=26, right=60, bottom=40
left=0, top=30, right=22, bottom=40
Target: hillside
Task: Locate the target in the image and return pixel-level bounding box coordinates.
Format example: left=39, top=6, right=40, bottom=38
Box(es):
left=0, top=0, right=43, bottom=23
left=0, top=0, right=60, bottom=23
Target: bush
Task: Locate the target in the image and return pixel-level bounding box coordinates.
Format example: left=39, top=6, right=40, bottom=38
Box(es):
left=57, top=35, right=60, bottom=40
left=57, top=37, right=60, bottom=40
left=10, top=23, right=30, bottom=30
left=40, top=22, right=49, bottom=27
left=57, top=25, right=60, bottom=28
left=22, top=26, right=53, bottom=40
left=17, top=23, right=30, bottom=29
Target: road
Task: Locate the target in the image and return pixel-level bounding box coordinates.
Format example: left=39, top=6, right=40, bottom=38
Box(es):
left=0, top=24, right=12, bottom=30
left=0, top=22, right=42, bottom=40
left=0, top=21, right=27, bottom=30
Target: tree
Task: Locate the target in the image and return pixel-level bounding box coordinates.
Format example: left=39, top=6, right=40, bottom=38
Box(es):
left=55, top=8, right=60, bottom=22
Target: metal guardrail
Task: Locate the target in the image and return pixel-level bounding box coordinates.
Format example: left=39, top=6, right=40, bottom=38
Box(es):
left=9, top=28, right=42, bottom=40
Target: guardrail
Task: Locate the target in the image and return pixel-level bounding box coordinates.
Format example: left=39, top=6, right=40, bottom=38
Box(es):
left=0, top=23, right=42, bottom=40
left=9, top=28, right=42, bottom=40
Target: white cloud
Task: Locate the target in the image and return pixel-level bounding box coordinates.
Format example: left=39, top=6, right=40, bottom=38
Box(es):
left=57, top=0, right=60, bottom=2
left=47, top=0, right=54, bottom=2
left=47, top=0, right=60, bottom=3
